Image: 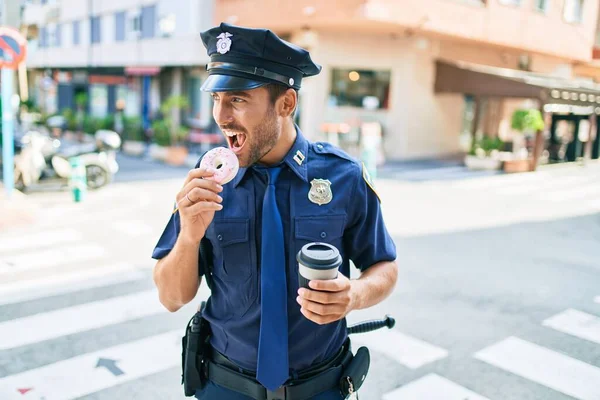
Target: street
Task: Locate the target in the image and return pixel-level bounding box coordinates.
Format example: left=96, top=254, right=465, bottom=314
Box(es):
left=1, top=154, right=600, bottom=400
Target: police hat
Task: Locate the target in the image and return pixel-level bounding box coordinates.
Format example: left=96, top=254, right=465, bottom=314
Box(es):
left=200, top=23, right=322, bottom=92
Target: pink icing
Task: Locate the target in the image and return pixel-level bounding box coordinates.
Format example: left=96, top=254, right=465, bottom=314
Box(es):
left=199, top=147, right=239, bottom=184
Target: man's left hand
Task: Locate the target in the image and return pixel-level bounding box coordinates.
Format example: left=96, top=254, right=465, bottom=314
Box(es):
left=296, top=274, right=357, bottom=325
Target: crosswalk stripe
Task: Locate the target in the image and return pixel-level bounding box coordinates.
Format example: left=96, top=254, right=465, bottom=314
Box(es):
left=542, top=309, right=600, bottom=345
left=112, top=220, right=155, bottom=236
left=381, top=373, right=490, bottom=400
left=0, top=262, right=145, bottom=306
left=0, top=244, right=106, bottom=275
left=474, top=336, right=600, bottom=400
left=0, top=289, right=166, bottom=350
left=0, top=329, right=181, bottom=400
left=351, top=330, right=447, bottom=369
left=0, top=228, right=82, bottom=254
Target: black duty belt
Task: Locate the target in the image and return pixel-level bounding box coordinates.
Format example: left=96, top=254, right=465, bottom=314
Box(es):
left=201, top=342, right=353, bottom=400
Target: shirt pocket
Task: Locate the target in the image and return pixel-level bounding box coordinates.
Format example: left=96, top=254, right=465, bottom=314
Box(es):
left=212, top=218, right=253, bottom=282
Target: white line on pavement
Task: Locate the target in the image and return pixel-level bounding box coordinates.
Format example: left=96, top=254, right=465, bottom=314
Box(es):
left=542, top=309, right=600, bottom=345
left=0, top=330, right=181, bottom=400
left=351, top=329, right=448, bottom=369
left=112, top=220, right=155, bottom=236
left=0, top=244, right=106, bottom=275
left=382, top=373, right=490, bottom=400
left=474, top=336, right=600, bottom=400
left=0, top=228, right=82, bottom=254
left=0, top=262, right=146, bottom=306
left=0, top=289, right=166, bottom=350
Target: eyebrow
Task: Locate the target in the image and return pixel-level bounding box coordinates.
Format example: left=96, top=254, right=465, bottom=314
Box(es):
left=214, top=91, right=252, bottom=98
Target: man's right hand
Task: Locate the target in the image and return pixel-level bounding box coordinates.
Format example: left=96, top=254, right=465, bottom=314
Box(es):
left=176, top=167, right=224, bottom=244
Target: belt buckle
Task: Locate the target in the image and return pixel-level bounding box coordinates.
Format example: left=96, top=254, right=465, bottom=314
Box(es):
left=266, top=387, right=286, bottom=400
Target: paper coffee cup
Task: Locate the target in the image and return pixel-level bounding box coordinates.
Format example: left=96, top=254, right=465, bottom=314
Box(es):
left=296, top=242, right=343, bottom=289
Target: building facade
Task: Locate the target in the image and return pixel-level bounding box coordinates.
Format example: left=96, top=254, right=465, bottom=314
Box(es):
left=215, top=0, right=600, bottom=162
left=20, top=0, right=216, bottom=137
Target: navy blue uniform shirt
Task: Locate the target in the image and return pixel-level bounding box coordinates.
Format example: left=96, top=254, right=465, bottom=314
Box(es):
left=152, top=127, right=396, bottom=373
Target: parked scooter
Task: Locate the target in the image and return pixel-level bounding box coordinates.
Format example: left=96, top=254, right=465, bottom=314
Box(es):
left=14, top=129, right=121, bottom=191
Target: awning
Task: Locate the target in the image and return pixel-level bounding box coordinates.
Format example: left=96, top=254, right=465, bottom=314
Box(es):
left=434, top=60, right=600, bottom=108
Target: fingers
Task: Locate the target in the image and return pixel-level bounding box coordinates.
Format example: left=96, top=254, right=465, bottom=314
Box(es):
left=182, top=167, right=218, bottom=187
left=307, top=277, right=348, bottom=292
left=185, top=187, right=223, bottom=205
left=177, top=176, right=223, bottom=205
left=299, top=305, right=342, bottom=325
left=185, top=200, right=223, bottom=213
left=297, top=288, right=350, bottom=305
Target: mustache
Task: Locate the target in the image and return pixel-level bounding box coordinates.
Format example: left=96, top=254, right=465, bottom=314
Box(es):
left=220, top=125, right=247, bottom=134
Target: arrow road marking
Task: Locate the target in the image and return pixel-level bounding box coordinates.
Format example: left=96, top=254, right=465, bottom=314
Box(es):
left=0, top=330, right=181, bottom=400
left=95, top=358, right=125, bottom=376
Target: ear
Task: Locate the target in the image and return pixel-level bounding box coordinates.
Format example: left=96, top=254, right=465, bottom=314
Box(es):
left=278, top=88, right=297, bottom=118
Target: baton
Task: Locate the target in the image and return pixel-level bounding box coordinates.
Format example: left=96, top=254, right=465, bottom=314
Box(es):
left=347, top=315, right=395, bottom=335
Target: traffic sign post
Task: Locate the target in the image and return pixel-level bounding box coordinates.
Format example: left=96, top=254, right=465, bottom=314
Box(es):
left=0, top=26, right=27, bottom=198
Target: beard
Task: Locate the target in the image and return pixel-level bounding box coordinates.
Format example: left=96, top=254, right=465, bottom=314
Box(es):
left=239, top=107, right=280, bottom=167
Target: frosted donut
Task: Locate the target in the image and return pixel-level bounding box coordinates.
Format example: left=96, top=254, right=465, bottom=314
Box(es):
left=199, top=147, right=240, bottom=184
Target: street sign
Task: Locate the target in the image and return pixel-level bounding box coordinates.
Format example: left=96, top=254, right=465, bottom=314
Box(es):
left=0, top=26, right=26, bottom=69
left=1, top=26, right=27, bottom=198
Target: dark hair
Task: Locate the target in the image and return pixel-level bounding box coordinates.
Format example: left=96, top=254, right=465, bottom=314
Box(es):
left=264, top=83, right=297, bottom=105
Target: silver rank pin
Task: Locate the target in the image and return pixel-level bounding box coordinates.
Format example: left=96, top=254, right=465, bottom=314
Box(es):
left=308, top=178, right=332, bottom=206
left=293, top=150, right=305, bottom=166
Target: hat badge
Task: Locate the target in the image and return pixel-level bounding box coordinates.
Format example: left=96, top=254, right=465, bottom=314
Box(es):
left=216, top=32, right=233, bottom=54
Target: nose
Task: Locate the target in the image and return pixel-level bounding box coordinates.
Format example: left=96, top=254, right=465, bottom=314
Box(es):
left=213, top=99, right=234, bottom=127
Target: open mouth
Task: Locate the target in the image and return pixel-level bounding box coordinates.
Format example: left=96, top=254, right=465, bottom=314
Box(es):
left=224, top=131, right=247, bottom=153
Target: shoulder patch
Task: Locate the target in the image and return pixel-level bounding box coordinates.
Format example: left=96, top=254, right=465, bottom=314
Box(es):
left=362, top=162, right=381, bottom=202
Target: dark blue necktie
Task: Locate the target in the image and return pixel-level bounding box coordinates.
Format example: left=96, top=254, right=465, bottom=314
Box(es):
left=256, top=167, right=289, bottom=391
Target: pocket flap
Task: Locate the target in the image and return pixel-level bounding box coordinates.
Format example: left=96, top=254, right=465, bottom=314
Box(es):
left=213, top=219, right=249, bottom=247
left=295, top=215, right=346, bottom=241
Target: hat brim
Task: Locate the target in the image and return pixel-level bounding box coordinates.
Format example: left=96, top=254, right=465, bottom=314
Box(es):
left=200, top=74, right=269, bottom=92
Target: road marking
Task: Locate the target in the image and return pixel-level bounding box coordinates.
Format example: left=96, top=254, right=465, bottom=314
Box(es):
left=382, top=373, right=490, bottom=400
left=0, top=330, right=181, bottom=400
left=0, top=228, right=82, bottom=254
left=542, top=309, right=600, bottom=345
left=351, top=329, right=448, bottom=369
left=0, top=289, right=166, bottom=350
left=0, top=244, right=106, bottom=274
left=0, top=262, right=145, bottom=306
left=112, top=220, right=155, bottom=236
left=474, top=336, right=600, bottom=400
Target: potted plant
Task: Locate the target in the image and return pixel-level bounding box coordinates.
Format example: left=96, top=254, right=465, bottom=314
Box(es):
left=464, top=136, right=504, bottom=170
left=151, top=95, right=190, bottom=165
left=505, top=109, right=545, bottom=173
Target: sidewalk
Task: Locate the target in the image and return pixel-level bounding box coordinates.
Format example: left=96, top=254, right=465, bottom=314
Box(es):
left=0, top=185, right=39, bottom=231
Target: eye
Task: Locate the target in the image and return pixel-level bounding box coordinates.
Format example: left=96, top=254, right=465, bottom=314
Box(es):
left=211, top=94, right=220, bottom=101
left=232, top=97, right=245, bottom=103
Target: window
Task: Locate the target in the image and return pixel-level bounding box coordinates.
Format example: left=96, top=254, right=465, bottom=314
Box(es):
left=534, top=0, right=549, bottom=12
left=73, top=20, right=80, bottom=45
left=127, top=10, right=142, bottom=39
left=328, top=69, right=391, bottom=109
left=54, top=23, right=61, bottom=47
left=39, top=26, right=47, bottom=48
left=564, top=0, right=584, bottom=23
left=115, top=11, right=126, bottom=41
left=141, top=5, right=156, bottom=39
left=498, top=0, right=521, bottom=5
left=90, top=15, right=101, bottom=44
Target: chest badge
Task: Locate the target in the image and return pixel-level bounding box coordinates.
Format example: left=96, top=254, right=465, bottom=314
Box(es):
left=308, top=179, right=332, bottom=206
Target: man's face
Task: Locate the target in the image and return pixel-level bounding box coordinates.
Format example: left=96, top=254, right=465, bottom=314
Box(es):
left=211, top=86, right=281, bottom=168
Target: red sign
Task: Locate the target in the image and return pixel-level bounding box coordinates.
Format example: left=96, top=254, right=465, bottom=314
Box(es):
left=125, top=66, right=161, bottom=76
left=0, top=26, right=27, bottom=69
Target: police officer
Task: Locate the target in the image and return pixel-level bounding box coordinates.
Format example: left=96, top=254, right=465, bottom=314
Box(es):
left=152, top=23, right=398, bottom=400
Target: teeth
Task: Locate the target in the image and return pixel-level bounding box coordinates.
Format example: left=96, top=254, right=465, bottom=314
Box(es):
left=225, top=132, right=237, bottom=137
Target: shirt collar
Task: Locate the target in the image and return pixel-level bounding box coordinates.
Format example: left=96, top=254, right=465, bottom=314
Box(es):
left=232, top=125, right=309, bottom=187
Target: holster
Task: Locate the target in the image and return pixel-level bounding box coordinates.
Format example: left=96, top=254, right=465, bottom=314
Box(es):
left=182, top=301, right=212, bottom=397
left=339, top=346, right=370, bottom=396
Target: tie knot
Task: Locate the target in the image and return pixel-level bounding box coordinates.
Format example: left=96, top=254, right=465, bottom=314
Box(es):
left=267, top=167, right=282, bottom=185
